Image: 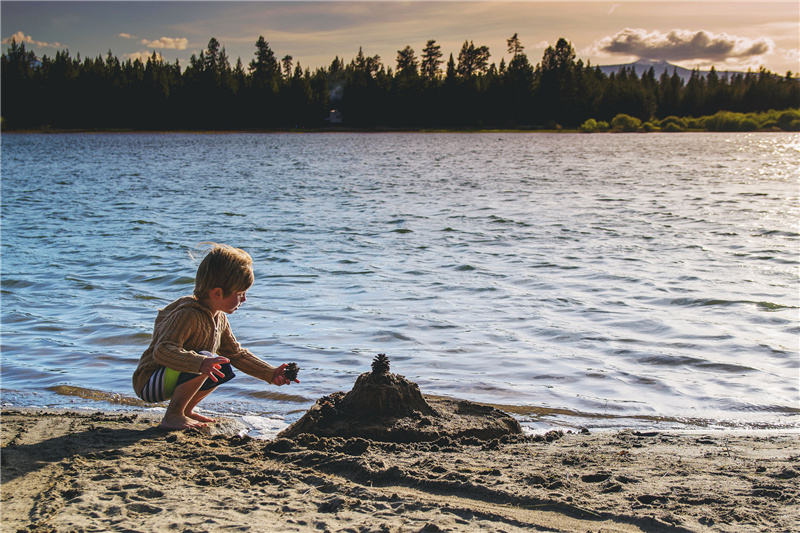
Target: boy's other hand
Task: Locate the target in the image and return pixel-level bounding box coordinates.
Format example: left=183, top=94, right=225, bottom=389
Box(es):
left=272, top=363, right=300, bottom=386
left=199, top=356, right=231, bottom=382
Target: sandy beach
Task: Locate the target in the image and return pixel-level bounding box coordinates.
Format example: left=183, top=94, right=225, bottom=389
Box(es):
left=2, top=408, right=798, bottom=532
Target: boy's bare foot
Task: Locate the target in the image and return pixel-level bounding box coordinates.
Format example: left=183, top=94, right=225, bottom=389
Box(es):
left=160, top=414, right=207, bottom=430
left=186, top=411, right=216, bottom=423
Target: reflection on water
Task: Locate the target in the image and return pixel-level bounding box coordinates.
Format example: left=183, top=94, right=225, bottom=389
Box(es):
left=1, top=132, right=798, bottom=432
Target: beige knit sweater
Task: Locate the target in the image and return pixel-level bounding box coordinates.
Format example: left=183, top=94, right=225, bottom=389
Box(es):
left=132, top=296, right=276, bottom=397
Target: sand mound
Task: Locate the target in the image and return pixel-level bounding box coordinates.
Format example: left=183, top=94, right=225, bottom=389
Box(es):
left=279, top=354, right=522, bottom=442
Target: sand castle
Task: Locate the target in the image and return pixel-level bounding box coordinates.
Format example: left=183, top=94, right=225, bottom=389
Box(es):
left=279, top=354, right=522, bottom=442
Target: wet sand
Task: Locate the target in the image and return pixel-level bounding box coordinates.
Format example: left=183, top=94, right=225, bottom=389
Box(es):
left=1, top=408, right=798, bottom=532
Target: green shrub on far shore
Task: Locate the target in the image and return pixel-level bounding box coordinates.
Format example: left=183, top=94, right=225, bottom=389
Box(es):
left=580, top=118, right=611, bottom=133
left=658, top=116, right=687, bottom=130
left=704, top=112, right=754, bottom=131
left=611, top=114, right=641, bottom=132
left=685, top=118, right=704, bottom=130
left=578, top=108, right=799, bottom=133
left=702, top=109, right=800, bottom=131
left=579, top=118, right=598, bottom=133
left=662, top=122, right=685, bottom=132
left=777, top=109, right=800, bottom=131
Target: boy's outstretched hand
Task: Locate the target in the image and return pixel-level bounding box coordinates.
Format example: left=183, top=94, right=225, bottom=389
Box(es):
left=199, top=355, right=231, bottom=382
left=272, top=363, right=300, bottom=386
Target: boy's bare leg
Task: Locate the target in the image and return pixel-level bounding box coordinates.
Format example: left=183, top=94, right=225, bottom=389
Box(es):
left=184, top=387, right=217, bottom=423
left=161, top=375, right=208, bottom=430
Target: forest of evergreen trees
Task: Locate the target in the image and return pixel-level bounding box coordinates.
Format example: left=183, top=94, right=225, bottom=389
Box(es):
left=2, top=34, right=799, bottom=131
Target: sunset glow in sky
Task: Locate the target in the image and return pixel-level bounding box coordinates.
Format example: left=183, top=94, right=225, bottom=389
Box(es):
left=2, top=1, right=798, bottom=75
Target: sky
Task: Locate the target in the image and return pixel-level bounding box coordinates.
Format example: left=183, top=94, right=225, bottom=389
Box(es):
left=2, top=1, right=798, bottom=75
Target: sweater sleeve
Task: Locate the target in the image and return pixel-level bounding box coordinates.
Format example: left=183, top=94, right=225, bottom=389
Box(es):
left=151, top=307, right=208, bottom=374
left=217, top=315, right=276, bottom=384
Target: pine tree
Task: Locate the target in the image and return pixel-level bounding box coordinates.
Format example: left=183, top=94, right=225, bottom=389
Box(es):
left=249, top=36, right=280, bottom=90
left=420, top=39, right=443, bottom=81
left=396, top=45, right=418, bottom=77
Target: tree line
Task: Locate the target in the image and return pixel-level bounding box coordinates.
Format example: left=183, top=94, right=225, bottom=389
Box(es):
left=2, top=34, right=799, bottom=131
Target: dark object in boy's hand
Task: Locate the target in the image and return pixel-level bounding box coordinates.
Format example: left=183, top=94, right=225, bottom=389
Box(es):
left=284, top=362, right=300, bottom=382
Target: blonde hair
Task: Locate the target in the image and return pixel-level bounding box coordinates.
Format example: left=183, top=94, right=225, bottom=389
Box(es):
left=193, top=243, right=254, bottom=299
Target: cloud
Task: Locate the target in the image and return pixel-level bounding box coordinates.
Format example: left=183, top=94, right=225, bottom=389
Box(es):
left=119, top=33, right=136, bottom=39
left=592, top=28, right=774, bottom=63
left=782, top=48, right=799, bottom=69
left=140, top=37, right=188, bottom=50
left=2, top=30, right=61, bottom=49
left=124, top=50, right=164, bottom=63
left=608, top=4, right=622, bottom=15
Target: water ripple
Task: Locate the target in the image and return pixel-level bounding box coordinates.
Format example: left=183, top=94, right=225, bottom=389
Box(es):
left=1, top=132, right=798, bottom=431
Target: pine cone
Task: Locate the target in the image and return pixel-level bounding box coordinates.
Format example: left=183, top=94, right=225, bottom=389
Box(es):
left=371, top=353, right=390, bottom=375
left=284, top=362, right=300, bottom=382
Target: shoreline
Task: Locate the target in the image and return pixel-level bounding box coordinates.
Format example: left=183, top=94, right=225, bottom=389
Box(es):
left=2, top=407, right=797, bottom=532
left=5, top=127, right=783, bottom=135
left=5, top=386, right=798, bottom=436
left=2, top=126, right=577, bottom=135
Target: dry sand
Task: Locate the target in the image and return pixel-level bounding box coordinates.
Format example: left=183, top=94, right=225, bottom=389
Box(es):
left=1, top=408, right=798, bottom=532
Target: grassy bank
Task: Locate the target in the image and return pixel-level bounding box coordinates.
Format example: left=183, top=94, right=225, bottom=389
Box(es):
left=580, top=108, right=800, bottom=133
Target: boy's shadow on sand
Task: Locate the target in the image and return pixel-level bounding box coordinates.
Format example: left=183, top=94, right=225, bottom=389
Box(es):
left=1, top=416, right=171, bottom=484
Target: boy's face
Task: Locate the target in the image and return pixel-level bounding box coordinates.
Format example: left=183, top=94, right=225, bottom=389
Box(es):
left=219, top=290, right=247, bottom=314
left=206, top=287, right=248, bottom=314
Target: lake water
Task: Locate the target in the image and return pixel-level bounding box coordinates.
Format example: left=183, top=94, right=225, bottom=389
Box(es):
left=2, top=132, right=798, bottom=434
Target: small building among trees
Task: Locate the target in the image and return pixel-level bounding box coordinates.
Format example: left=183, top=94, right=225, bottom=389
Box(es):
left=328, top=109, right=343, bottom=124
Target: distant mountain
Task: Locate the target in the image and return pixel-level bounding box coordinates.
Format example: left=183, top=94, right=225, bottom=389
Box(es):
left=595, top=59, right=743, bottom=83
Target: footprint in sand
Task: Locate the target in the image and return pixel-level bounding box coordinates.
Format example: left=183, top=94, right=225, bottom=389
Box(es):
left=580, top=472, right=611, bottom=483
left=126, top=502, right=163, bottom=514
left=133, top=488, right=164, bottom=499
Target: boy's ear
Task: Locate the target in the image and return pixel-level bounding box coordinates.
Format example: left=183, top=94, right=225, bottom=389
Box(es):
left=209, top=287, right=224, bottom=300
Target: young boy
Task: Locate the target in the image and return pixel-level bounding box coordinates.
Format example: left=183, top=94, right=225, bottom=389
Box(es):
left=133, top=243, right=296, bottom=430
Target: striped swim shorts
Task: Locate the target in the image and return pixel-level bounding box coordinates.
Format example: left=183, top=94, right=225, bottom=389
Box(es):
left=140, top=363, right=235, bottom=403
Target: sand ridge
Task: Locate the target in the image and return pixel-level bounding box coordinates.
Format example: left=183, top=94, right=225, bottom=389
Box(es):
left=1, top=408, right=798, bottom=532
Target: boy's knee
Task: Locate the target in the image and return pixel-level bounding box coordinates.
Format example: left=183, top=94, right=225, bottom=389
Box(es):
left=200, top=363, right=235, bottom=391
left=168, top=364, right=236, bottom=396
